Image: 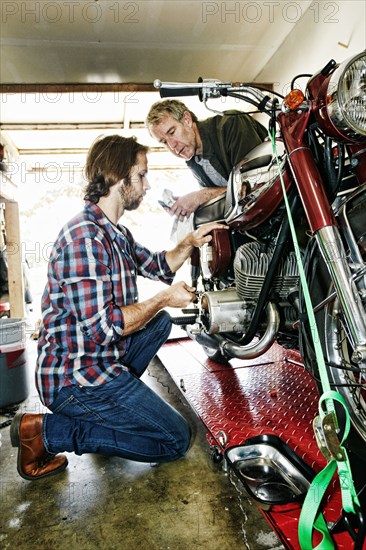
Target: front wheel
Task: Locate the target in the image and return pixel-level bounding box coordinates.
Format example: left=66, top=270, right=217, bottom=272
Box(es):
left=300, top=188, right=366, bottom=459
left=323, top=295, right=366, bottom=454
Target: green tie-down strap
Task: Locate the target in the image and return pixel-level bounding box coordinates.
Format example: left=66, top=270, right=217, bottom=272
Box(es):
left=298, top=391, right=360, bottom=550
left=268, top=130, right=361, bottom=549
left=299, top=460, right=337, bottom=550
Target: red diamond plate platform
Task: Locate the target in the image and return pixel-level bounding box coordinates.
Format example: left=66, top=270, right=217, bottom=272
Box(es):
left=158, top=338, right=366, bottom=550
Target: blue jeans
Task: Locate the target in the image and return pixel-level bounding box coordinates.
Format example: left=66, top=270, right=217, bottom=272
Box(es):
left=43, top=312, right=191, bottom=463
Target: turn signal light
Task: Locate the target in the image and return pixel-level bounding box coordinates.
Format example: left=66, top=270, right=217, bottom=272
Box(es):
left=284, top=89, right=305, bottom=110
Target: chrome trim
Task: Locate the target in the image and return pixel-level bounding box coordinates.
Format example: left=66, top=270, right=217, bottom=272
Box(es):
left=186, top=302, right=280, bottom=360
left=316, top=225, right=366, bottom=356
left=326, top=52, right=366, bottom=140
left=287, top=146, right=311, bottom=158
left=217, top=302, right=280, bottom=359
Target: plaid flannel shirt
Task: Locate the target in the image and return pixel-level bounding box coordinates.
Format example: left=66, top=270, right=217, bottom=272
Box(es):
left=36, top=201, right=174, bottom=406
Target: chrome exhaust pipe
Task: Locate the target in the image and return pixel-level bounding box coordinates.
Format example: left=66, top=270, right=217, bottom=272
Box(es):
left=187, top=302, right=280, bottom=360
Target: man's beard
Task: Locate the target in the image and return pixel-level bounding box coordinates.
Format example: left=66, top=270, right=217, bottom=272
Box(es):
left=120, top=183, right=142, bottom=211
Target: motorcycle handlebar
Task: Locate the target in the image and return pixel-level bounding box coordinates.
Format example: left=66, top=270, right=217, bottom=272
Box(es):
left=153, top=79, right=227, bottom=99
left=153, top=79, right=276, bottom=112
left=154, top=80, right=200, bottom=98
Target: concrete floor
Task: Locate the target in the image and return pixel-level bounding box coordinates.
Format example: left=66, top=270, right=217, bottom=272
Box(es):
left=0, top=338, right=285, bottom=550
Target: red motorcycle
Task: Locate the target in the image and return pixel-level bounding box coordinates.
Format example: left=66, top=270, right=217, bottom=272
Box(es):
left=154, top=51, right=366, bottom=460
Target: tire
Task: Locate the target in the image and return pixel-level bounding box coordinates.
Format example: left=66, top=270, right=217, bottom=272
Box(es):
left=300, top=188, right=366, bottom=460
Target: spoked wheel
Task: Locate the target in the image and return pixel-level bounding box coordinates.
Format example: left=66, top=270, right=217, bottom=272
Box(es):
left=300, top=187, right=366, bottom=458
left=323, top=295, right=366, bottom=454
left=301, top=270, right=366, bottom=458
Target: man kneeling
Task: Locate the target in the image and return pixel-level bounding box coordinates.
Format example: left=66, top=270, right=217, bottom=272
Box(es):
left=10, top=135, right=226, bottom=480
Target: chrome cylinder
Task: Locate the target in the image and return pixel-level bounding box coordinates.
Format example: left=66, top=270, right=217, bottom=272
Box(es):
left=316, top=225, right=366, bottom=361
left=187, top=301, right=280, bottom=360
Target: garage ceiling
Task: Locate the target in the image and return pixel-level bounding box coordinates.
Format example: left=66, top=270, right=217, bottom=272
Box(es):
left=0, top=0, right=365, bottom=184
left=1, top=0, right=314, bottom=84
left=0, top=0, right=314, bottom=172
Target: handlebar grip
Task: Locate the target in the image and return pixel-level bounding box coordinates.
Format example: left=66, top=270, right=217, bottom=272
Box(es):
left=158, top=87, right=200, bottom=98
left=154, top=79, right=201, bottom=98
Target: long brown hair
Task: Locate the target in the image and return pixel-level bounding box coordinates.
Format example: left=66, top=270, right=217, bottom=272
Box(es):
left=84, top=135, right=148, bottom=204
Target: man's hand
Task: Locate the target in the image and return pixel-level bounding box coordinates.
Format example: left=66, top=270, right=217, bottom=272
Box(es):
left=165, top=221, right=228, bottom=273
left=169, top=188, right=226, bottom=220
left=158, top=281, right=196, bottom=308
left=169, top=191, right=202, bottom=219
left=122, top=281, right=196, bottom=335
left=122, top=225, right=228, bottom=335
left=186, top=221, right=228, bottom=248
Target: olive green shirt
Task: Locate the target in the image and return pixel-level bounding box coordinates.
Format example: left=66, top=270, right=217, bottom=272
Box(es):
left=186, top=111, right=267, bottom=187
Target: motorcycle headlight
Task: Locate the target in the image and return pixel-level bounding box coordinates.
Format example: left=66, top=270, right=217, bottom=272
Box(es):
left=326, top=51, right=366, bottom=140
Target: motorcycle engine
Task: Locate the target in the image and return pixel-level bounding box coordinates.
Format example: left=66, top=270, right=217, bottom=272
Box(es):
left=234, top=242, right=299, bottom=300
left=200, top=242, right=299, bottom=335
left=200, top=288, right=250, bottom=334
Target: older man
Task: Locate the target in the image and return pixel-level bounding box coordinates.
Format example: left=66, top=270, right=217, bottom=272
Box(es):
left=146, top=99, right=267, bottom=219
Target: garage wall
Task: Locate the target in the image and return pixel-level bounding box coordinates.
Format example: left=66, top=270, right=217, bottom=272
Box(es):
left=256, top=0, right=365, bottom=95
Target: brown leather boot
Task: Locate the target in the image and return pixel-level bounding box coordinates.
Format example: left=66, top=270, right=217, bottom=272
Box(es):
left=10, top=414, right=68, bottom=481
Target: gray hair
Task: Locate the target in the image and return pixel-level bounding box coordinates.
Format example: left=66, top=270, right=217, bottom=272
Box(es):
left=146, top=99, right=198, bottom=131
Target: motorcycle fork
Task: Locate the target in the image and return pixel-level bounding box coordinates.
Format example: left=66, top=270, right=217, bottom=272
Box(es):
left=315, top=225, right=366, bottom=361
left=278, top=110, right=366, bottom=364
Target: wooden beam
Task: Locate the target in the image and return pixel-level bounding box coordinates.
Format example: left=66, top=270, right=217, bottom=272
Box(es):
left=3, top=201, right=25, bottom=319
left=0, top=172, right=18, bottom=201
left=1, top=123, right=126, bottom=131
left=20, top=146, right=162, bottom=157
left=0, top=82, right=273, bottom=94
left=0, top=83, right=156, bottom=94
